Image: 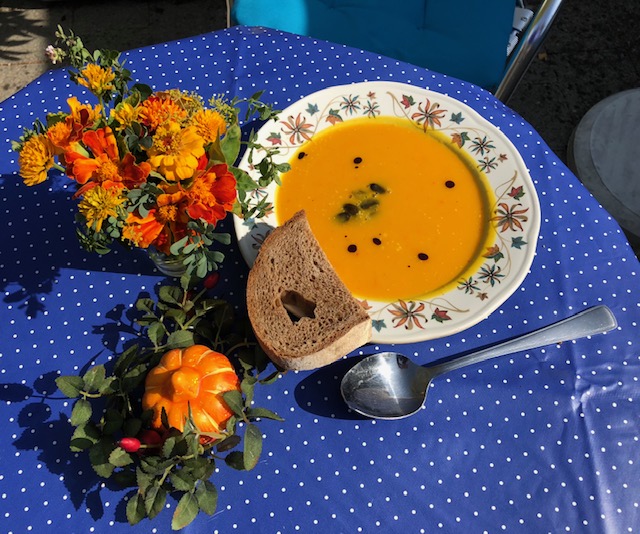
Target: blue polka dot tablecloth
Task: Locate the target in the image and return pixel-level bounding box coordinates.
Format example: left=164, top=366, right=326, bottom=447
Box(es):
left=1, top=25, right=639, bottom=534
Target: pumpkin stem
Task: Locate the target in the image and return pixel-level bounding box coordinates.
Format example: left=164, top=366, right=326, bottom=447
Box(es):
left=169, top=367, right=201, bottom=400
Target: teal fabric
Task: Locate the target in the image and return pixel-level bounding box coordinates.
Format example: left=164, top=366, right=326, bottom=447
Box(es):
left=230, top=0, right=514, bottom=91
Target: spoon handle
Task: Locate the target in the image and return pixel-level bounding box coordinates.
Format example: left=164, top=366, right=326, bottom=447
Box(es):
left=430, top=305, right=617, bottom=376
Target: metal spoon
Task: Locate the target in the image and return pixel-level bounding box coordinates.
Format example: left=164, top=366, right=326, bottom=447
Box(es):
left=340, top=305, right=617, bottom=419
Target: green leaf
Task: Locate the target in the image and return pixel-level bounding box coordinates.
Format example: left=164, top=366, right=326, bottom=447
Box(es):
left=121, top=364, right=149, bottom=392
left=109, top=447, right=134, bottom=467
left=70, top=423, right=100, bottom=451
left=258, top=370, right=281, bottom=385
left=172, top=491, right=199, bottom=530
left=162, top=436, right=177, bottom=458
left=216, top=434, right=241, bottom=453
left=243, top=423, right=262, bottom=470
left=126, top=492, right=146, bottom=526
left=112, top=469, right=137, bottom=488
left=167, top=330, right=194, bottom=349
left=135, top=297, right=156, bottom=313
left=83, top=365, right=107, bottom=392
left=196, top=480, right=218, bottom=515
left=122, top=417, right=142, bottom=437
left=98, top=376, right=117, bottom=395
left=222, top=390, right=245, bottom=417
left=113, top=344, right=140, bottom=376
left=224, top=451, right=245, bottom=470
left=159, top=284, right=183, bottom=306
left=56, top=375, right=85, bottom=398
left=89, top=439, right=116, bottom=478
left=145, top=482, right=167, bottom=520
left=170, top=470, right=196, bottom=492
left=183, top=456, right=214, bottom=480
left=164, top=308, right=187, bottom=326
left=245, top=407, right=284, bottom=422
left=146, top=321, right=167, bottom=347
left=221, top=123, right=242, bottom=165
left=136, top=466, right=155, bottom=493
left=70, top=398, right=92, bottom=426
left=102, top=408, right=124, bottom=435
left=240, top=375, right=257, bottom=407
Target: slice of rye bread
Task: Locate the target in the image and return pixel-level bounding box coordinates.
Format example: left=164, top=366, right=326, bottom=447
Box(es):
left=246, top=210, right=372, bottom=370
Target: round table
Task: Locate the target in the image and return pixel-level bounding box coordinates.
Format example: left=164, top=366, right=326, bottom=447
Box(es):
left=0, top=25, right=639, bottom=534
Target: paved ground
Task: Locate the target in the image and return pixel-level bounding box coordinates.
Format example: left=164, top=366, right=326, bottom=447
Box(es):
left=2, top=0, right=639, bottom=250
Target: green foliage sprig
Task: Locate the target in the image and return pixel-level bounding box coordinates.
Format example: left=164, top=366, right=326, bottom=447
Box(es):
left=55, top=277, right=283, bottom=530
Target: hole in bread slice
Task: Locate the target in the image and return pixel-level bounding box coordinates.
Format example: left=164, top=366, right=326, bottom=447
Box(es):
left=281, top=290, right=316, bottom=323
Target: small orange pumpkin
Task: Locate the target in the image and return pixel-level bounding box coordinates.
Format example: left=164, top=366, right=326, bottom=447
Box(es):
left=142, top=345, right=240, bottom=433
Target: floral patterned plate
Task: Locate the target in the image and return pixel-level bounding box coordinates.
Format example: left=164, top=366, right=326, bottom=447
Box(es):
left=234, top=81, right=540, bottom=344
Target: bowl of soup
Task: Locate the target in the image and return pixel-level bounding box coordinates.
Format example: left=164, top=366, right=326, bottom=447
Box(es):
left=234, top=82, right=540, bottom=344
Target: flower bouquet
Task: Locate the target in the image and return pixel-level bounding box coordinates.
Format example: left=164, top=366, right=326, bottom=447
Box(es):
left=14, top=26, right=288, bottom=279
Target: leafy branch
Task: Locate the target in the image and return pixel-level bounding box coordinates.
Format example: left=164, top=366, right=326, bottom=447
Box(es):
left=55, top=277, right=283, bottom=529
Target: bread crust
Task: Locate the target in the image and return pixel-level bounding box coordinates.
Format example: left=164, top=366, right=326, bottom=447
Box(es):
left=246, top=210, right=372, bottom=370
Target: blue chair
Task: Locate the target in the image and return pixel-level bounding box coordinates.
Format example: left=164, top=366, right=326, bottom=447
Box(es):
left=227, top=0, right=563, bottom=102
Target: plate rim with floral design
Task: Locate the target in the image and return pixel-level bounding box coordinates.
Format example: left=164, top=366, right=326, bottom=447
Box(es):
left=233, top=81, right=540, bottom=344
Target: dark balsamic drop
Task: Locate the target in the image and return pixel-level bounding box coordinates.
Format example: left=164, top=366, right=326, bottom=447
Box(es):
left=369, top=183, right=386, bottom=194
left=445, top=180, right=455, bottom=188
left=353, top=157, right=363, bottom=165
left=347, top=244, right=358, bottom=253
left=418, top=252, right=429, bottom=261
left=343, top=203, right=359, bottom=215
left=372, top=237, right=382, bottom=245
left=298, top=152, right=307, bottom=159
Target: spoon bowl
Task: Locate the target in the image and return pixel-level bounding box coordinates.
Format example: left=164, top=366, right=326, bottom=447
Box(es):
left=341, top=306, right=617, bottom=419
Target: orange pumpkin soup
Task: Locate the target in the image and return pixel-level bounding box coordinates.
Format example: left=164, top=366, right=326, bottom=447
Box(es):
left=275, top=116, right=495, bottom=301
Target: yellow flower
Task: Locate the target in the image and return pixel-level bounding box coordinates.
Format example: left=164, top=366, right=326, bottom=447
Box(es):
left=77, top=185, right=125, bottom=232
left=146, top=121, right=205, bottom=181
left=77, top=63, right=115, bottom=95
left=18, top=134, right=55, bottom=186
left=109, top=102, right=138, bottom=130
left=191, top=109, right=227, bottom=144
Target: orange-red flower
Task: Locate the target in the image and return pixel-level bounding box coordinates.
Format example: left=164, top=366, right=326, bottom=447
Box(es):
left=185, top=162, right=237, bottom=225
left=64, top=126, right=151, bottom=194
left=46, top=120, right=75, bottom=155
left=138, top=94, right=188, bottom=132
left=123, top=184, right=187, bottom=253
left=65, top=96, right=101, bottom=133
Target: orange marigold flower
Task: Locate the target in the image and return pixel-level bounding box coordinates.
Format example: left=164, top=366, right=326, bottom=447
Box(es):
left=66, top=96, right=101, bottom=134
left=185, top=161, right=237, bottom=225
left=191, top=108, right=227, bottom=144
left=123, top=210, right=165, bottom=249
left=76, top=63, right=115, bottom=95
left=46, top=120, right=74, bottom=154
left=123, top=195, right=189, bottom=254
left=18, top=134, right=55, bottom=186
left=64, top=126, right=151, bottom=193
left=146, top=121, right=205, bottom=182
left=138, top=94, right=188, bottom=131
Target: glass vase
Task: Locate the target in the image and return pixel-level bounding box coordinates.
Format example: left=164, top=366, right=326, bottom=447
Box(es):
left=148, top=248, right=188, bottom=277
